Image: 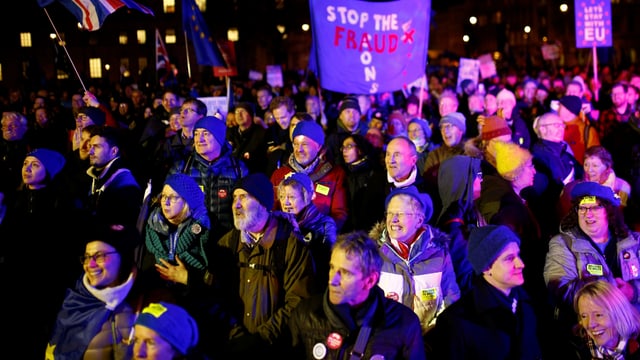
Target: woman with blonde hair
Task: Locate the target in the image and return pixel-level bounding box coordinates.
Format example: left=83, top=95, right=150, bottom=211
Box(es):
left=571, top=280, right=640, bottom=359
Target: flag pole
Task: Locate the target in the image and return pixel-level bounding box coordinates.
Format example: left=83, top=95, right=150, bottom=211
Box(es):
left=184, top=31, right=192, bottom=80
left=42, top=8, right=87, bottom=92
left=155, top=29, right=159, bottom=87
left=592, top=44, right=599, bottom=103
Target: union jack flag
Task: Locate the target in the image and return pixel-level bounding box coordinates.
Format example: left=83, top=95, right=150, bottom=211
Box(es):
left=156, top=29, right=170, bottom=71
left=37, top=0, right=154, bottom=31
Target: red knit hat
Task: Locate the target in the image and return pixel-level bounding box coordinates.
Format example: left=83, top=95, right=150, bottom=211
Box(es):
left=481, top=115, right=512, bottom=141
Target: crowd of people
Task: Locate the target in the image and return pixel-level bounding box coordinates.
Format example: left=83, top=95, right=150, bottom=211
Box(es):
left=1, top=63, right=640, bottom=359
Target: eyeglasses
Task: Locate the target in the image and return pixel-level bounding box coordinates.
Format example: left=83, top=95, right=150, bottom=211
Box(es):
left=80, top=251, right=117, bottom=265
left=181, top=108, right=197, bottom=114
left=540, top=123, right=566, bottom=129
left=160, top=194, right=182, bottom=204
left=577, top=204, right=605, bottom=215
left=340, top=143, right=356, bottom=151
left=385, top=212, right=418, bottom=220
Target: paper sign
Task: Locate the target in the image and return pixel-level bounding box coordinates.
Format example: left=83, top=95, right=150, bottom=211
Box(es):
left=575, top=0, right=612, bottom=48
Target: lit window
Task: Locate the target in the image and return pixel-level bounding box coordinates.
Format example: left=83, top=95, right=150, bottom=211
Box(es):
left=89, top=58, right=102, bottom=79
left=166, top=29, right=176, bottom=44
left=20, top=33, right=32, bottom=48
left=137, top=30, right=146, bottom=44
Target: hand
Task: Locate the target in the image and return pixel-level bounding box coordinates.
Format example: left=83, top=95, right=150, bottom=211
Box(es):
left=155, top=255, right=189, bottom=285
left=477, top=115, right=486, bottom=127
left=83, top=91, right=100, bottom=108
left=614, top=278, right=635, bottom=302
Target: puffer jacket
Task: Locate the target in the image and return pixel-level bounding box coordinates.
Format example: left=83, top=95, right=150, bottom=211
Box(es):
left=369, top=222, right=461, bottom=333
left=289, top=286, right=426, bottom=360
left=544, top=227, right=640, bottom=311
left=296, top=204, right=337, bottom=292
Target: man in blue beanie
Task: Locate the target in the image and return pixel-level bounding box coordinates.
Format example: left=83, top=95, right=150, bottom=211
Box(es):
left=430, top=224, right=542, bottom=359
left=270, top=120, right=349, bottom=231
left=133, top=302, right=199, bottom=358
left=166, top=115, right=248, bottom=242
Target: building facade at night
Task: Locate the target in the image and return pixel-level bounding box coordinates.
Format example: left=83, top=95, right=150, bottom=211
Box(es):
left=0, top=0, right=638, bottom=94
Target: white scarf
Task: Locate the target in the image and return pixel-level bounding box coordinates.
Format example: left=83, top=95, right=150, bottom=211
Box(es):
left=83, top=271, right=135, bottom=310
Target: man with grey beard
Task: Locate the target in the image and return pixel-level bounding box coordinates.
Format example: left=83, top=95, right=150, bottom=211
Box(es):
left=215, top=172, right=315, bottom=358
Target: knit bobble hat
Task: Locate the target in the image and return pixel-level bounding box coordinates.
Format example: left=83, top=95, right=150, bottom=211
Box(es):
left=135, top=302, right=199, bottom=356
left=194, top=116, right=227, bottom=148
left=558, top=95, right=582, bottom=116
left=570, top=181, right=621, bottom=207
left=481, top=115, right=512, bottom=141
left=468, top=225, right=521, bottom=274
left=28, top=148, right=66, bottom=179
left=494, top=141, right=532, bottom=181
left=78, top=106, right=106, bottom=126
left=384, top=185, right=434, bottom=223
left=164, top=174, right=205, bottom=210
left=339, top=96, right=361, bottom=114
left=234, top=172, right=275, bottom=210
left=440, top=112, right=466, bottom=134
left=292, top=120, right=325, bottom=146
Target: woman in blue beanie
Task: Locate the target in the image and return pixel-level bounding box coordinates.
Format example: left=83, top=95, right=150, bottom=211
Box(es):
left=141, top=173, right=210, bottom=301
left=429, top=224, right=543, bottom=360
left=2, top=148, right=80, bottom=359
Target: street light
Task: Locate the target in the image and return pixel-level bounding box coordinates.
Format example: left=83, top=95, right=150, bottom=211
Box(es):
left=227, top=28, right=239, bottom=42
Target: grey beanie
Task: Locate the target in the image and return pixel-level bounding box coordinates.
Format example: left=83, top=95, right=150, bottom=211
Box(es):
left=440, top=112, right=466, bottom=135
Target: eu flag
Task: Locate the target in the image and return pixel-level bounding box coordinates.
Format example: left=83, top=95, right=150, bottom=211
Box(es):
left=182, top=0, right=225, bottom=67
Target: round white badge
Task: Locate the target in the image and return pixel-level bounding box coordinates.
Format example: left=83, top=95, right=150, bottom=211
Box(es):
left=312, top=342, right=327, bottom=359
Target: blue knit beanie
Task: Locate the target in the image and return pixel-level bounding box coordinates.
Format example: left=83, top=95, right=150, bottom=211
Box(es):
left=194, top=116, right=227, bottom=148
left=78, top=106, right=106, bottom=126
left=384, top=185, right=434, bottom=223
left=292, top=120, right=325, bottom=146
left=135, top=302, right=199, bottom=356
left=468, top=225, right=520, bottom=274
left=164, top=174, right=205, bottom=210
left=28, top=148, right=66, bottom=179
left=571, top=181, right=621, bottom=207
left=284, top=172, right=314, bottom=196
left=440, top=112, right=466, bottom=135
left=234, top=172, right=275, bottom=210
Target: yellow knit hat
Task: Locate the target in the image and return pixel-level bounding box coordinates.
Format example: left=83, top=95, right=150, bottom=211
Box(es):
left=494, top=141, right=532, bottom=181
